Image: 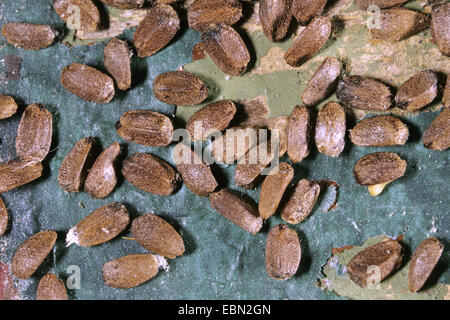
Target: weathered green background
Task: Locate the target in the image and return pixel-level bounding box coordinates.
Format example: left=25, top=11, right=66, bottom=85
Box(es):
left=0, top=0, right=448, bottom=300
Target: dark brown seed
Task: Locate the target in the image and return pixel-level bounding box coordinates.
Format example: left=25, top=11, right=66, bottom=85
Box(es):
left=395, top=70, right=438, bottom=111
left=302, top=57, right=341, bottom=107
left=369, top=8, right=429, bottom=42
left=281, top=179, right=320, bottom=224
left=16, top=104, right=53, bottom=162
left=265, top=224, right=301, bottom=280
left=0, top=159, right=43, bottom=193
left=353, top=152, right=407, bottom=186
left=11, top=230, right=57, bottom=279
left=291, top=0, right=327, bottom=25
left=36, top=274, right=67, bottom=300
left=211, top=127, right=260, bottom=163
left=259, top=0, right=292, bottom=42
left=99, top=0, right=145, bottom=9
left=347, top=239, right=403, bottom=288
left=354, top=0, right=407, bottom=10
left=186, top=100, right=236, bottom=141
left=66, top=202, right=130, bottom=247
left=187, top=0, right=243, bottom=32
left=104, top=38, right=132, bottom=91
left=259, top=162, right=294, bottom=220
left=267, top=117, right=288, bottom=157
left=287, top=105, right=311, bottom=163
left=122, top=153, right=180, bottom=196
left=209, top=189, right=263, bottom=235
left=103, top=254, right=159, bottom=289
left=116, top=111, right=174, bottom=146
left=336, top=76, right=393, bottom=111
left=58, top=137, right=95, bottom=192
left=0, top=95, right=18, bottom=119
left=284, top=16, right=331, bottom=67
left=201, top=24, right=250, bottom=76
left=61, top=63, right=115, bottom=103
left=1, top=23, right=57, bottom=50
left=409, top=237, right=444, bottom=293
left=315, top=102, right=346, bottom=158
left=131, top=214, right=185, bottom=259
left=173, top=143, right=218, bottom=197
left=0, top=196, right=8, bottom=235
left=444, top=76, right=450, bottom=108
left=431, top=2, right=450, bottom=56
left=133, top=4, right=180, bottom=58
left=54, top=0, right=100, bottom=32
left=153, top=71, right=208, bottom=106
left=350, top=115, right=409, bottom=147
left=422, top=108, right=450, bottom=151
left=84, top=142, right=120, bottom=199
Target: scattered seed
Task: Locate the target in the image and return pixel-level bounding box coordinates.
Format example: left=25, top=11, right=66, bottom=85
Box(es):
left=395, top=70, right=438, bottom=111
left=0, top=159, right=43, bottom=193
left=188, top=0, right=242, bottom=32
left=422, top=108, right=450, bottom=151
left=259, top=0, right=292, bottom=42
left=99, top=0, right=145, bottom=9
left=315, top=102, right=346, bottom=158
left=431, top=2, right=450, bottom=56
left=0, top=196, right=8, bottom=235
left=287, top=105, right=311, bottom=163
left=211, top=127, right=260, bottom=163
left=104, top=38, right=132, bottom=91
left=354, top=0, right=407, bottom=10
left=54, top=0, right=100, bottom=32
left=36, top=274, right=67, bottom=300
left=1, top=23, right=57, bottom=50
left=0, top=95, right=18, bottom=119
left=280, top=179, right=320, bottom=224
left=291, top=0, right=327, bottom=25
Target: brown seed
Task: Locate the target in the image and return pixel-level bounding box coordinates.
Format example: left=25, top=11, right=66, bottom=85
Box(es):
left=267, top=117, right=288, bottom=157
left=11, top=230, right=57, bottom=279
left=16, top=104, right=53, bottom=162
left=315, top=102, right=346, bottom=158
left=287, top=105, right=311, bottom=163
left=284, top=16, right=331, bottom=67
left=1, top=23, right=57, bottom=50
left=104, top=38, right=132, bottom=91
left=0, top=196, right=8, bottom=235
left=369, top=8, right=429, bottom=42
left=209, top=189, right=263, bottom=235
left=0, top=159, right=43, bottom=193
left=54, top=0, right=100, bottom=32
left=122, top=153, right=180, bottom=196
left=133, top=4, right=180, bottom=58
left=302, top=57, right=341, bottom=107
left=259, top=0, right=292, bottom=42
left=58, top=137, right=95, bottom=192
left=153, top=71, right=208, bottom=106
left=336, top=76, right=393, bottom=111
left=187, top=0, right=242, bottom=32
left=409, top=237, right=444, bottom=293
left=172, top=143, right=218, bottom=197
left=259, top=162, right=294, bottom=220
left=422, top=108, right=450, bottom=151
left=103, top=254, right=159, bottom=289
left=431, top=2, right=450, bottom=56
left=84, top=142, right=120, bottom=199
left=131, top=214, right=185, bottom=259
left=280, top=179, right=320, bottom=224
left=186, top=100, right=236, bottom=141
left=99, top=0, right=145, bottom=9
left=66, top=202, right=130, bottom=247
left=36, top=274, right=67, bottom=300
left=444, top=76, right=450, bottom=108
left=350, top=115, right=409, bottom=147
left=291, top=0, right=327, bottom=25
left=347, top=239, right=403, bottom=288
left=265, top=224, right=301, bottom=280
left=354, top=0, right=407, bottom=10
left=201, top=24, right=250, bottom=76
left=236, top=96, right=270, bottom=127
left=61, top=63, right=115, bottom=104
left=0, top=95, right=18, bottom=119
left=395, top=70, right=438, bottom=111
left=116, top=110, right=174, bottom=146
left=211, top=127, right=260, bottom=163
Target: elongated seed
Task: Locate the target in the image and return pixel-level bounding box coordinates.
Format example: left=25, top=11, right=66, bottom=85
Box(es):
left=422, top=108, right=450, bottom=151
left=2, top=23, right=57, bottom=50
left=54, top=0, right=100, bottom=32
left=0, top=159, right=43, bottom=193
left=281, top=179, right=320, bottom=224
left=315, top=102, right=346, bottom=157
left=259, top=0, right=292, bottom=42
left=353, top=152, right=407, bottom=186
left=287, top=105, right=311, bottom=163
left=36, top=274, right=67, bottom=300
left=395, top=70, right=438, bottom=111
left=188, top=0, right=242, bottom=32
left=104, top=38, right=132, bottom=91
left=431, top=2, right=450, bottom=56
left=0, top=95, right=18, bottom=119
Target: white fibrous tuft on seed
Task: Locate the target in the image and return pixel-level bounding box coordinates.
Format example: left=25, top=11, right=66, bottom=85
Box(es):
left=155, top=254, right=170, bottom=272
left=65, top=227, right=80, bottom=247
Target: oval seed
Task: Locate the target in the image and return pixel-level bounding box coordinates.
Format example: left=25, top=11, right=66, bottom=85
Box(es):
left=122, top=153, right=180, bottom=196
left=409, top=237, right=444, bottom=293
left=280, top=179, right=320, bottom=224
left=347, top=239, right=403, bottom=288
left=315, top=102, right=346, bottom=158
left=350, top=115, right=409, bottom=147
left=0, top=95, right=18, bottom=119
left=292, top=0, right=327, bottom=25
left=61, top=63, right=115, bottom=104
left=259, top=0, right=292, bottom=42
left=395, top=70, right=438, bottom=111
left=66, top=202, right=130, bottom=247
left=211, top=127, right=260, bottom=163
left=16, top=104, right=53, bottom=162
left=153, top=71, right=208, bottom=106
left=104, top=38, right=132, bottom=91
left=354, top=0, right=407, bottom=10
left=131, top=214, right=185, bottom=259
left=54, top=0, right=100, bottom=32
left=0, top=159, right=43, bottom=193
left=84, top=142, right=120, bottom=199
left=116, top=110, right=174, bottom=147
left=265, top=224, right=301, bottom=280
left=133, top=4, right=180, bottom=58
left=287, top=105, right=311, bottom=163
left=1, top=23, right=57, bottom=50
left=0, top=196, right=8, bottom=235
left=103, top=254, right=159, bottom=289
left=422, top=108, right=450, bottom=151
left=209, top=189, right=263, bottom=235
left=444, top=76, right=449, bottom=108
left=431, top=2, right=450, bottom=56
left=188, top=0, right=242, bottom=32
left=11, top=230, right=57, bottom=279
left=36, top=274, right=67, bottom=300
left=99, top=0, right=145, bottom=9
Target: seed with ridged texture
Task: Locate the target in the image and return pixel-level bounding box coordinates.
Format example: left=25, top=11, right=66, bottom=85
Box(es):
left=66, top=202, right=130, bottom=247
left=1, top=23, right=57, bottom=50
left=431, top=2, right=450, bottom=56
left=188, top=0, right=242, bottom=32
left=11, top=230, right=57, bottom=279
left=0, top=95, right=18, bottom=119
left=36, top=274, right=67, bottom=300
left=54, top=0, right=100, bottom=32
left=354, top=0, right=407, bottom=10
left=265, top=224, right=301, bottom=280
left=259, top=0, right=292, bottom=42
left=0, top=196, right=8, bottom=235
left=131, top=214, right=185, bottom=259
left=422, top=108, right=450, bottom=151
left=104, top=38, right=132, bottom=91
left=0, top=159, right=43, bottom=193
left=287, top=105, right=311, bottom=163
left=99, top=0, right=145, bottom=9
left=444, top=76, right=450, bottom=108
left=315, top=102, right=346, bottom=157
left=211, top=127, right=259, bottom=163
left=281, top=179, right=320, bottom=224
left=395, top=71, right=438, bottom=111
left=292, top=0, right=327, bottom=25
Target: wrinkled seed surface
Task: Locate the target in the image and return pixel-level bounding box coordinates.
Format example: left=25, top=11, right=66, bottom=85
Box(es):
left=2, top=23, right=57, bottom=50
left=36, top=274, right=67, bottom=300
left=0, top=159, right=43, bottom=193
left=287, top=105, right=311, bottom=163
left=280, top=179, right=320, bottom=224
left=395, top=70, right=438, bottom=111
left=354, top=152, right=407, bottom=186
left=315, top=102, right=346, bottom=157
left=422, top=108, right=450, bottom=151
left=188, top=0, right=242, bottom=32
left=104, top=38, right=132, bottom=91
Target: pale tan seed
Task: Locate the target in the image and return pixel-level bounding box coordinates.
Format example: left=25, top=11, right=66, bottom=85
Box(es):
left=431, top=2, right=450, bottom=56
left=422, top=108, right=450, bottom=151
left=188, top=0, right=243, bottom=32
left=0, top=196, right=8, bottom=235
left=291, top=0, right=327, bottom=25
left=104, top=38, right=132, bottom=91
left=395, top=70, right=438, bottom=111
left=315, top=102, right=346, bottom=157
left=353, top=152, right=407, bottom=186
left=281, top=179, right=320, bottom=224
left=1, top=23, right=57, bottom=50
left=0, top=159, right=43, bottom=193
left=259, top=0, right=292, bottom=42
left=287, top=105, right=311, bottom=163
left=36, top=274, right=67, bottom=300
left=0, top=95, right=18, bottom=119
left=211, top=127, right=260, bottom=163
left=54, top=0, right=100, bottom=32
left=99, top=0, right=145, bottom=9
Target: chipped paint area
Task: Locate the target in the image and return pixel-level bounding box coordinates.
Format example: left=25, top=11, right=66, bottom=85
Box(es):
left=251, top=47, right=298, bottom=75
